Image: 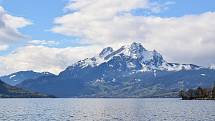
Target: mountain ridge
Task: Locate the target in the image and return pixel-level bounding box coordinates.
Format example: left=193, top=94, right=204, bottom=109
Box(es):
left=16, top=42, right=215, bottom=98
left=63, top=42, right=202, bottom=73
left=0, top=70, right=55, bottom=86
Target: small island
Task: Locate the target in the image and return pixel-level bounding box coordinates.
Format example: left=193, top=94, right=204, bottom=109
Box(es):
left=179, top=86, right=215, bottom=100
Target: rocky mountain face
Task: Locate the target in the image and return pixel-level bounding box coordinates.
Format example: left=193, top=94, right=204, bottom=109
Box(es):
left=16, top=42, right=215, bottom=97
left=0, top=71, right=54, bottom=86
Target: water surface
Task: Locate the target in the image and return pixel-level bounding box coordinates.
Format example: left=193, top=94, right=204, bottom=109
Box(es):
left=0, top=98, right=214, bottom=121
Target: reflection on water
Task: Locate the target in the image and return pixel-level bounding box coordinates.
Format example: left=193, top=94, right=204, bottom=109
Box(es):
left=0, top=98, right=214, bottom=121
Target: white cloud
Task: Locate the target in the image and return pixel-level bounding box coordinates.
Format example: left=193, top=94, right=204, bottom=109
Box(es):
left=0, top=45, right=101, bottom=75
left=0, top=6, right=31, bottom=49
left=1, top=0, right=214, bottom=76
left=0, top=44, right=8, bottom=51
left=28, top=40, right=59, bottom=46
left=52, top=0, right=215, bottom=66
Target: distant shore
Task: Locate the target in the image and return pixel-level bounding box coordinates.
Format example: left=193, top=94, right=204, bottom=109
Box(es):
left=182, top=98, right=215, bottom=100
left=180, top=86, right=215, bottom=100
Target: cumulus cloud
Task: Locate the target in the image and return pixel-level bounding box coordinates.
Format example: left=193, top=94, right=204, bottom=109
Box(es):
left=52, top=0, right=173, bottom=44
left=0, top=6, right=31, bottom=49
left=52, top=0, right=215, bottom=66
left=0, top=45, right=101, bottom=75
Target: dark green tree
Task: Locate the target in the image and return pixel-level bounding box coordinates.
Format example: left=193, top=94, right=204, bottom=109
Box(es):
left=187, top=89, right=196, bottom=99
left=196, top=87, right=203, bottom=98
left=212, top=86, right=215, bottom=98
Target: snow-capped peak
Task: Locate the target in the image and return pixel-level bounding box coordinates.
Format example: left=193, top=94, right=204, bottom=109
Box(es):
left=99, top=47, right=114, bottom=58
left=129, top=42, right=146, bottom=52
left=69, top=42, right=201, bottom=72
left=123, top=42, right=147, bottom=59
left=103, top=42, right=150, bottom=60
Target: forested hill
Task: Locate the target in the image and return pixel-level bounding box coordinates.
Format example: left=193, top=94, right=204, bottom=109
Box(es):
left=0, top=80, right=54, bottom=98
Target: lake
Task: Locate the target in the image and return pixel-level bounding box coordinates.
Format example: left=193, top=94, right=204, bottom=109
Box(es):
left=0, top=98, right=214, bottom=121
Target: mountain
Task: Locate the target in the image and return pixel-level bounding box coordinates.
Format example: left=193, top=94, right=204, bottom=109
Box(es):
left=0, top=80, right=54, bottom=98
left=0, top=71, right=54, bottom=86
left=63, top=42, right=201, bottom=73
left=18, top=42, right=215, bottom=98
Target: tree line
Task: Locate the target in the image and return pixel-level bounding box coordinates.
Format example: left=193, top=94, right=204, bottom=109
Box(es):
left=180, top=86, right=215, bottom=100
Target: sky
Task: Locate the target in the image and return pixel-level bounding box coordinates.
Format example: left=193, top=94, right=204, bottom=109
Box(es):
left=0, top=0, right=215, bottom=75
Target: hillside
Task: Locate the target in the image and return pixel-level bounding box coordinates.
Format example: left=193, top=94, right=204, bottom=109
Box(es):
left=0, top=80, right=54, bottom=98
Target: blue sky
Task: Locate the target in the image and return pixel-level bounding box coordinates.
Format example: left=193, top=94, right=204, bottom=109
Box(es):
left=152, top=0, right=215, bottom=17
left=0, top=0, right=215, bottom=75
left=0, top=0, right=80, bottom=55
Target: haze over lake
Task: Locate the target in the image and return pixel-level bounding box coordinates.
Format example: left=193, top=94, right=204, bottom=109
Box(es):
left=0, top=98, right=214, bottom=121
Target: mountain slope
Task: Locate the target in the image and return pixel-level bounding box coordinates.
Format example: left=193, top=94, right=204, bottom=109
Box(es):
left=18, top=42, right=213, bottom=98
left=0, top=80, right=53, bottom=98
left=0, top=71, right=54, bottom=86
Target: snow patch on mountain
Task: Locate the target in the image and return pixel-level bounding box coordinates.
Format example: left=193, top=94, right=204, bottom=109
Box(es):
left=209, top=64, right=215, bottom=69
left=9, top=75, right=16, bottom=79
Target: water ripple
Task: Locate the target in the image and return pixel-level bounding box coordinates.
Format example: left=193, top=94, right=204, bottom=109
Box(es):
left=0, top=98, right=214, bottom=121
